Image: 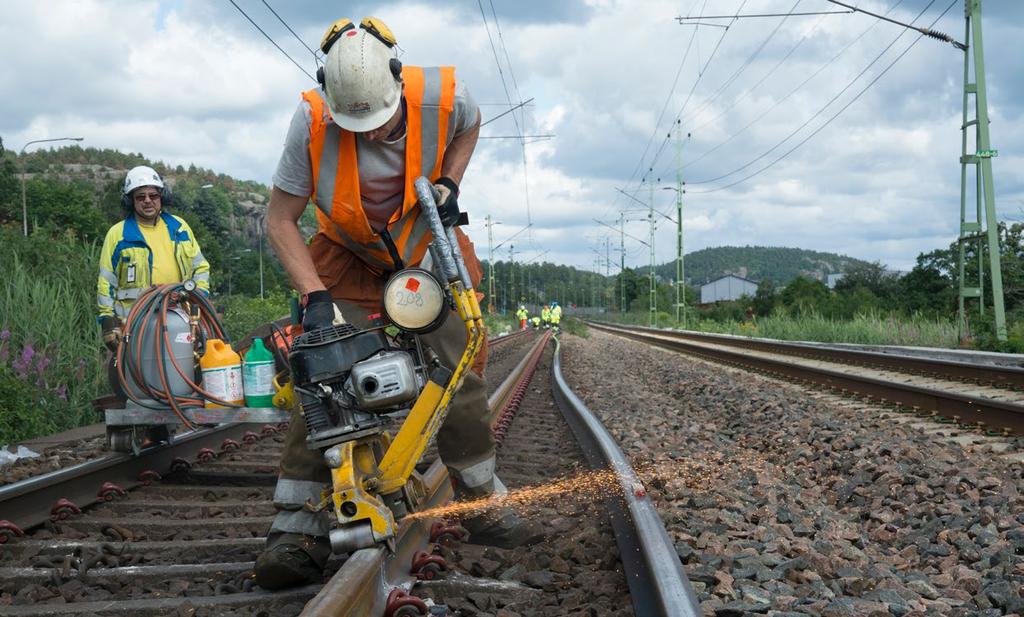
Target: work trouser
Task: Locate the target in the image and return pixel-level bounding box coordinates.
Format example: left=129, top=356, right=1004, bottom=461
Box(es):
left=268, top=235, right=496, bottom=541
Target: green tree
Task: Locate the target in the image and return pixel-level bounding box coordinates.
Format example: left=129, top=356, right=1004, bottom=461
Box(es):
left=834, top=261, right=899, bottom=302
left=779, top=276, right=830, bottom=315
left=897, top=258, right=954, bottom=317
left=752, top=279, right=776, bottom=316
left=0, top=138, right=19, bottom=223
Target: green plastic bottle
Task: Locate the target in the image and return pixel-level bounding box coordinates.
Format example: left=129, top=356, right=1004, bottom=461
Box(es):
left=242, top=338, right=275, bottom=407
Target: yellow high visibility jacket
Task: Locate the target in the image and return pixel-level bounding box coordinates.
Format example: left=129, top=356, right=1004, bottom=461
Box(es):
left=302, top=65, right=458, bottom=275
left=541, top=307, right=551, bottom=322
left=96, top=212, right=210, bottom=321
left=516, top=308, right=528, bottom=320
left=550, top=305, right=562, bottom=324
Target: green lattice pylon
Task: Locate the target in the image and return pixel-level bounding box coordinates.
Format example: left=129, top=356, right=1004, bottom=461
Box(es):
left=957, top=0, right=1007, bottom=342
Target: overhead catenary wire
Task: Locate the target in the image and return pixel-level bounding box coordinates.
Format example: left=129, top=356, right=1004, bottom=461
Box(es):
left=686, top=0, right=939, bottom=186
left=677, top=10, right=852, bottom=19
left=689, top=0, right=960, bottom=194
left=601, top=1, right=731, bottom=264
left=632, top=0, right=749, bottom=192
left=260, top=0, right=320, bottom=60
left=228, top=0, right=316, bottom=82
left=675, top=0, right=803, bottom=130
left=489, top=0, right=536, bottom=239
left=670, top=0, right=907, bottom=175
left=477, top=0, right=534, bottom=233
left=824, top=0, right=965, bottom=49
left=605, top=1, right=701, bottom=224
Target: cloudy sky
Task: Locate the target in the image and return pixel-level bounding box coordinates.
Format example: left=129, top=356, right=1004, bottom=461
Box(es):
left=2, top=0, right=1022, bottom=273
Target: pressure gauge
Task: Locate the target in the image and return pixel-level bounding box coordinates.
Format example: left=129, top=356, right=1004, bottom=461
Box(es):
left=382, top=268, right=448, bottom=333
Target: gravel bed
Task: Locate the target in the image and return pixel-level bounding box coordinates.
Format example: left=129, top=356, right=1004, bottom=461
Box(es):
left=422, top=348, right=632, bottom=616
left=1, top=435, right=109, bottom=486
left=561, top=330, right=1024, bottom=617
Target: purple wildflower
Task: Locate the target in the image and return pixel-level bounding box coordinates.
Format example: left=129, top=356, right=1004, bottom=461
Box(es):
left=35, top=353, right=50, bottom=375
left=55, top=384, right=68, bottom=401
left=12, top=343, right=35, bottom=379
left=0, top=329, right=9, bottom=340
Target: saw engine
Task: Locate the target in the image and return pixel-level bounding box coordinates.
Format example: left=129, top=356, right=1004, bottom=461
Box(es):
left=290, top=323, right=429, bottom=450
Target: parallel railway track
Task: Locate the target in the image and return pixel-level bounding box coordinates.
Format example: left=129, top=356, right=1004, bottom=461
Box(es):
left=588, top=322, right=1024, bottom=436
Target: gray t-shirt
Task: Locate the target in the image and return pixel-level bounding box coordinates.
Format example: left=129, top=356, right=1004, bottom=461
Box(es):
left=273, top=79, right=478, bottom=231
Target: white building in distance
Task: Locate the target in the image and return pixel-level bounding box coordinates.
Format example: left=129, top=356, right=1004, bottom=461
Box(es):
left=700, top=275, right=759, bottom=304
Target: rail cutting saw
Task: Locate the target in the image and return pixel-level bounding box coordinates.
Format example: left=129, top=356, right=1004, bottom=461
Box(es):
left=288, top=177, right=485, bottom=554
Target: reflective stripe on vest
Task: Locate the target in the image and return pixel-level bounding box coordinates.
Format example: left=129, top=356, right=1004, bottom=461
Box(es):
left=304, top=65, right=457, bottom=273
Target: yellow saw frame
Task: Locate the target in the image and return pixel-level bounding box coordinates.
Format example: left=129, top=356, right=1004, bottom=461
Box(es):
left=321, top=177, right=485, bottom=551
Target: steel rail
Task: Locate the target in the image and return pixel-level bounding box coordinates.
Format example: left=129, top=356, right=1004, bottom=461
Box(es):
left=0, top=423, right=270, bottom=533
left=590, top=323, right=1024, bottom=436
left=550, top=338, right=702, bottom=617
left=301, top=331, right=553, bottom=616
left=487, top=327, right=534, bottom=346
left=594, top=322, right=1024, bottom=388
left=489, top=331, right=552, bottom=422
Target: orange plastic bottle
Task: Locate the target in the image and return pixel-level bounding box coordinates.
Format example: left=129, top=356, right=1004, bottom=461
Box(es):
left=200, top=339, right=244, bottom=408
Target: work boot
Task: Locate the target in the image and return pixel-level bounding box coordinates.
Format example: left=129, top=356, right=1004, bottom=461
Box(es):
left=460, top=507, right=545, bottom=549
left=253, top=533, right=330, bottom=590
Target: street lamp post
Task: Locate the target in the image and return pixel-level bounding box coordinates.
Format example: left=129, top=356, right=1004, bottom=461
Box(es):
left=19, top=137, right=84, bottom=236
left=258, top=214, right=265, bottom=300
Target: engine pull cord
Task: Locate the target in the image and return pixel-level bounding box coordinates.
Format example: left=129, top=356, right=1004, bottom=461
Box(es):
left=116, top=282, right=239, bottom=430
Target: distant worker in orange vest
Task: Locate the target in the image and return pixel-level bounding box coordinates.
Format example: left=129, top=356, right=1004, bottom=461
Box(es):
left=515, top=305, right=528, bottom=330
left=257, top=16, right=541, bottom=590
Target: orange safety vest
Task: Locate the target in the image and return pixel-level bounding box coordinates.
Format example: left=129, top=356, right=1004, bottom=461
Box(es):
left=303, top=65, right=457, bottom=274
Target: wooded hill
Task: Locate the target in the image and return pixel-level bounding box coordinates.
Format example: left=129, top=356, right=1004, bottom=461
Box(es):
left=652, top=245, right=869, bottom=286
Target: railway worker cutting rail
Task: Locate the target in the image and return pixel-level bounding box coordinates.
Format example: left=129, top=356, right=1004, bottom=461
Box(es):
left=255, top=16, right=543, bottom=590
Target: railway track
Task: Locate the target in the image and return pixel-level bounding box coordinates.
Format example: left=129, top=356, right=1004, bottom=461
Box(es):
left=588, top=322, right=1024, bottom=437
left=0, top=328, right=696, bottom=616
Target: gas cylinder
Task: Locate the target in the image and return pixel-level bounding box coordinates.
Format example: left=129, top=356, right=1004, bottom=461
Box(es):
left=200, top=339, right=244, bottom=408
left=242, top=338, right=275, bottom=407
left=124, top=306, right=195, bottom=402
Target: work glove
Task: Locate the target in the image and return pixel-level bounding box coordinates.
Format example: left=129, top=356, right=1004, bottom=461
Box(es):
left=433, top=177, right=468, bottom=227
left=101, top=316, right=122, bottom=352
left=302, top=290, right=336, bottom=332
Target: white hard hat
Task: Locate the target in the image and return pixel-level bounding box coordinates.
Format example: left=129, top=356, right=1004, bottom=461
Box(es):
left=321, top=27, right=402, bottom=132
left=123, top=166, right=164, bottom=195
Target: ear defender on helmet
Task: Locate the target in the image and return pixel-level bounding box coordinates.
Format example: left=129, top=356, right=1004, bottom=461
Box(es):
left=318, top=18, right=356, bottom=88
left=359, top=17, right=401, bottom=80
left=359, top=17, right=396, bottom=48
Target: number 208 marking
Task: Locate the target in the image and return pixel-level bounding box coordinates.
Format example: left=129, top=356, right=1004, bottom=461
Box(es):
left=395, top=290, right=424, bottom=307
